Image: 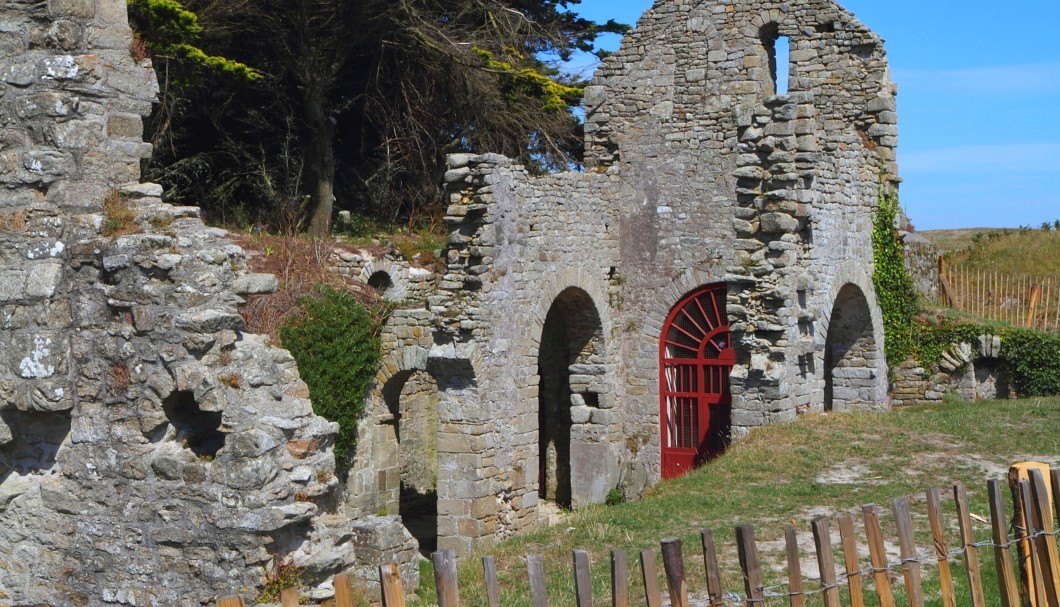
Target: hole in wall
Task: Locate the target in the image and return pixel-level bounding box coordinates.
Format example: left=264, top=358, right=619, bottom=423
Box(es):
left=761, top=24, right=791, bottom=95
left=0, top=409, right=71, bottom=483
left=161, top=390, right=226, bottom=458
left=367, top=271, right=394, bottom=295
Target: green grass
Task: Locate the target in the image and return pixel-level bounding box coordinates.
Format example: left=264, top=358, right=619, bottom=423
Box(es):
left=924, top=228, right=1060, bottom=276
left=410, top=398, right=1060, bottom=607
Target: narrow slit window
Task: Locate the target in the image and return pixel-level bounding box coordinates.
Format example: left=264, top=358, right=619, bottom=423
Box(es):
left=774, top=35, right=790, bottom=94
left=761, top=24, right=791, bottom=95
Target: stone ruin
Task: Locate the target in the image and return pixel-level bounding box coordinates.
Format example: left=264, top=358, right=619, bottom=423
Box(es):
left=0, top=0, right=899, bottom=602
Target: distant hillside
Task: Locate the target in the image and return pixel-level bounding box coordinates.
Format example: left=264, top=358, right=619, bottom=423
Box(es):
left=922, top=227, right=1060, bottom=276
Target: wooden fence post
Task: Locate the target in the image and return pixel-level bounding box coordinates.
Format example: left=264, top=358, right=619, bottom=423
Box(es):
left=573, top=550, right=594, bottom=607
left=1027, top=284, right=1043, bottom=327
left=433, top=549, right=460, bottom=607
left=893, top=497, right=925, bottom=607
left=612, top=549, right=629, bottom=607
left=955, top=482, right=987, bottom=607
left=838, top=515, right=866, bottom=607
left=811, top=517, right=840, bottom=607
left=216, top=597, right=245, bottom=607
left=482, top=556, right=501, bottom=607
left=735, top=526, right=764, bottom=607
left=989, top=479, right=1022, bottom=607
left=660, top=538, right=688, bottom=607
left=784, top=527, right=806, bottom=607
left=280, top=587, right=300, bottom=607
left=863, top=504, right=896, bottom=607
left=1029, top=469, right=1060, bottom=606
left=701, top=530, right=725, bottom=607
left=640, top=549, right=662, bottom=607
left=925, top=488, right=957, bottom=607
left=527, top=554, right=549, bottom=607
left=1018, top=478, right=1049, bottom=605
left=335, top=573, right=356, bottom=607
left=380, top=562, right=406, bottom=607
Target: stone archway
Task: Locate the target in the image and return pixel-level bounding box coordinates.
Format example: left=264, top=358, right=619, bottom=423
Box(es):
left=824, top=283, right=880, bottom=411
left=380, top=368, right=440, bottom=555
left=537, top=286, right=606, bottom=509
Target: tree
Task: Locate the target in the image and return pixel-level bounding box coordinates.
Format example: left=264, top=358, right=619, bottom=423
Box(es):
left=132, top=0, right=627, bottom=235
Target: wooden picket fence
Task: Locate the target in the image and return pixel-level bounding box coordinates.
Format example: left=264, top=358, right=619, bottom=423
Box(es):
left=939, top=260, right=1060, bottom=331
left=216, top=468, right=1060, bottom=607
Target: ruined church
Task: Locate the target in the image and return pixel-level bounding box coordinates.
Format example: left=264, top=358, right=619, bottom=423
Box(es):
left=0, top=0, right=895, bottom=602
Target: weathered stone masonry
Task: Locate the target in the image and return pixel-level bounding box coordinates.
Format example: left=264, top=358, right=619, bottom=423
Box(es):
left=0, top=1, right=417, bottom=604
left=341, top=0, right=900, bottom=560
left=2, top=0, right=901, bottom=599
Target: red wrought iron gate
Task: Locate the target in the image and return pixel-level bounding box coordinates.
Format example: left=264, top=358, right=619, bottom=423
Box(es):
left=659, top=284, right=735, bottom=479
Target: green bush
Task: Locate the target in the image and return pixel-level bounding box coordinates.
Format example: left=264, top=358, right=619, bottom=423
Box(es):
left=280, top=285, right=382, bottom=470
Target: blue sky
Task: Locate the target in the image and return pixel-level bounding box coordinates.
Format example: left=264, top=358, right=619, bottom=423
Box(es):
left=567, top=0, right=1060, bottom=230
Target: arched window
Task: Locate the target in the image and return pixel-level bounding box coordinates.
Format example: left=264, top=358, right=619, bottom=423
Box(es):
left=761, top=23, right=790, bottom=95
left=659, top=284, right=735, bottom=479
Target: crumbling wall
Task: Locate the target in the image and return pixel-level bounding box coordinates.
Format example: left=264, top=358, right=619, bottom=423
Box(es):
left=0, top=1, right=416, bottom=603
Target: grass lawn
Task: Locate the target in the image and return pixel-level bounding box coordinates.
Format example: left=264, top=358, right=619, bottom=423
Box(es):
left=923, top=228, right=1060, bottom=276
left=410, top=397, right=1060, bottom=607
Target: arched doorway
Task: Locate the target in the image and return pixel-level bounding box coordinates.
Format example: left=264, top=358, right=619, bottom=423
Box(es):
left=824, top=284, right=877, bottom=411
left=381, top=369, right=439, bottom=554
left=538, top=287, right=604, bottom=509
left=659, top=284, right=735, bottom=479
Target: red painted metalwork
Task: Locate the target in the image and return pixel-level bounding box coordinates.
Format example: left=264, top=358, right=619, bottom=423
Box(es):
left=659, top=284, right=735, bottom=479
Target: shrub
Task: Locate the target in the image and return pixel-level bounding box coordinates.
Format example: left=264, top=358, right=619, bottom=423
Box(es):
left=280, top=285, right=383, bottom=471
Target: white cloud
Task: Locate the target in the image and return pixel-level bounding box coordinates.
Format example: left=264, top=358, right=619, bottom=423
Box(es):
left=894, top=63, right=1060, bottom=97
left=901, top=143, right=1060, bottom=173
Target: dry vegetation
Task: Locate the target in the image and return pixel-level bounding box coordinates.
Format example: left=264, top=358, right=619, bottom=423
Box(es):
left=101, top=190, right=140, bottom=237
left=231, top=234, right=385, bottom=340
left=924, top=227, right=1060, bottom=276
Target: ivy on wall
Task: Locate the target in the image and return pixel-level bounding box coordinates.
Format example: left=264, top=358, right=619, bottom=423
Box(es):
left=914, top=321, right=1060, bottom=397
left=871, top=184, right=918, bottom=366
left=280, top=286, right=383, bottom=471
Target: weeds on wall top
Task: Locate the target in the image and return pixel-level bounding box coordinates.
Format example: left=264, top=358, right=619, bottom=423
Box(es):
left=871, top=184, right=918, bottom=366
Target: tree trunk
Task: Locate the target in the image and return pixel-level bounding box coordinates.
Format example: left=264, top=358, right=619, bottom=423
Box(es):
left=304, top=94, right=335, bottom=237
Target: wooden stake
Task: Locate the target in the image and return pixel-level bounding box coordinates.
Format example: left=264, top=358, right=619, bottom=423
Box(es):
left=1019, top=479, right=1049, bottom=606
left=640, top=549, right=661, bottom=607
left=990, top=479, right=1023, bottom=607
left=863, top=504, right=896, bottom=607
left=573, top=550, right=594, bottom=607
left=433, top=549, right=460, bottom=607
left=280, top=587, right=300, bottom=607
left=380, top=562, right=406, bottom=607
left=784, top=527, right=806, bottom=607
left=926, top=488, right=957, bottom=607
left=527, top=555, right=549, bottom=607
left=894, top=497, right=925, bottom=607
left=812, top=517, right=841, bottom=607
left=838, top=515, right=866, bottom=607
left=335, top=573, right=356, bottom=607
left=483, top=556, right=501, bottom=607
left=955, top=483, right=987, bottom=607
left=216, top=597, right=245, bottom=607
left=612, top=549, right=630, bottom=607
left=701, top=530, right=725, bottom=607
left=1029, top=470, right=1060, bottom=606
left=661, top=538, right=689, bottom=607
left=736, top=526, right=764, bottom=607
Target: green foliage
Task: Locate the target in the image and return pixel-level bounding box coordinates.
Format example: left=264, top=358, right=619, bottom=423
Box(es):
left=255, top=554, right=302, bottom=603
left=912, top=320, right=1060, bottom=397
left=127, top=0, right=260, bottom=80
left=279, top=285, right=383, bottom=469
left=473, top=48, right=583, bottom=112
left=605, top=488, right=626, bottom=506
left=871, top=185, right=918, bottom=365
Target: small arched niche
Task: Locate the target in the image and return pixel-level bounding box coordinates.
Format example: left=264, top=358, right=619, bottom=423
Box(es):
left=368, top=270, right=395, bottom=296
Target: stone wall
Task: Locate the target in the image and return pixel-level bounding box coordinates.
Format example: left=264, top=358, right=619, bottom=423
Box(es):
left=363, top=0, right=900, bottom=555
left=902, top=231, right=940, bottom=301
left=0, top=1, right=416, bottom=603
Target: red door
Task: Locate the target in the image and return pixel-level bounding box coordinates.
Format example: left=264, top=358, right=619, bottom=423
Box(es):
left=660, top=284, right=735, bottom=479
